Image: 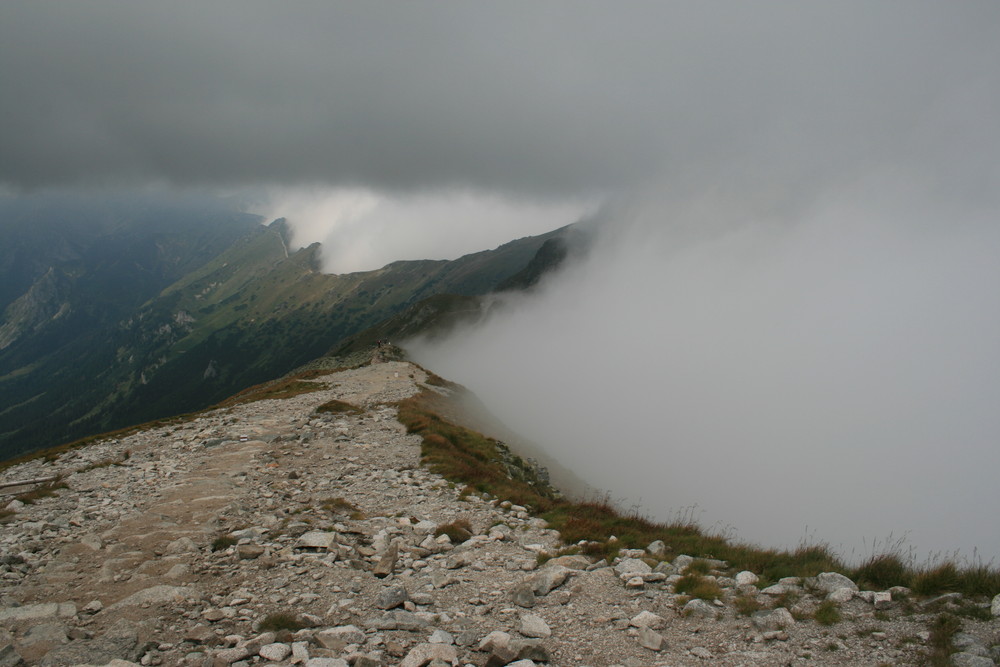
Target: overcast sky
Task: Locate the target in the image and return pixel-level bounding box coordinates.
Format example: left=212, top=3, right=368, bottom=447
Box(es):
left=3, top=3, right=1000, bottom=558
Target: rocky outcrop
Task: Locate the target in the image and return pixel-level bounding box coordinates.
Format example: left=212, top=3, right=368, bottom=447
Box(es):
left=2, top=361, right=999, bottom=666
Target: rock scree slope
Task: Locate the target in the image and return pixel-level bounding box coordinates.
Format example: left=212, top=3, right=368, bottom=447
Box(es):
left=2, top=359, right=999, bottom=666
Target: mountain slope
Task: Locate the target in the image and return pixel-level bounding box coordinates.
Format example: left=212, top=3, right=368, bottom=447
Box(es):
left=0, top=208, right=574, bottom=460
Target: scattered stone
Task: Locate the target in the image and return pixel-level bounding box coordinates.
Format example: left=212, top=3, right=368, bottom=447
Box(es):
left=259, top=642, right=292, bottom=661
left=751, top=608, right=796, bottom=631
left=375, top=585, right=409, bottom=610
left=510, top=583, right=536, bottom=609
left=237, top=544, right=265, bottom=560
left=399, top=642, right=457, bottom=667
left=637, top=626, right=665, bottom=651
left=315, top=626, right=365, bottom=649
left=373, top=542, right=398, bottom=578
left=629, top=610, right=666, bottom=630
left=807, top=572, right=859, bottom=594
left=683, top=599, right=720, bottom=620
left=518, top=614, right=551, bottom=639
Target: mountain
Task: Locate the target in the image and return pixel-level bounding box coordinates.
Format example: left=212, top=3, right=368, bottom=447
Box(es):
left=0, top=196, right=577, bottom=461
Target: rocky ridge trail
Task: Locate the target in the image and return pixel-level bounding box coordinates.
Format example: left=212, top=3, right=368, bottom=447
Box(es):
left=2, top=360, right=999, bottom=667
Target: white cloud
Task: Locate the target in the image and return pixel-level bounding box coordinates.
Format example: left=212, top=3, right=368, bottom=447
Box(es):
left=258, top=186, right=595, bottom=273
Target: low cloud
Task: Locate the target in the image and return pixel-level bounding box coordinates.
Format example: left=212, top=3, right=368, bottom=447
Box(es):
left=257, top=187, right=594, bottom=273
left=411, top=180, right=1000, bottom=562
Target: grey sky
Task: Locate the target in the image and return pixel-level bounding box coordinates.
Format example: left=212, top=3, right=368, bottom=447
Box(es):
left=2, top=2, right=998, bottom=203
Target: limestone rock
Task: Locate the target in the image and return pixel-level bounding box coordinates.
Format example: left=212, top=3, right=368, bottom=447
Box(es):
left=259, top=642, right=292, bottom=661
left=629, top=610, right=666, bottom=630
left=683, top=599, right=720, bottom=620
left=297, top=531, right=338, bottom=550
left=527, top=565, right=572, bottom=595
left=991, top=593, right=1000, bottom=617
left=646, top=540, right=668, bottom=558
left=735, top=571, right=759, bottom=586
left=375, top=585, right=409, bottom=610
left=511, top=583, right=536, bottom=609
left=751, top=608, right=796, bottom=631
left=316, top=626, right=365, bottom=649
left=108, top=585, right=201, bottom=609
left=518, top=614, right=551, bottom=639
left=613, top=558, right=652, bottom=578
left=373, top=542, right=398, bottom=578
left=399, top=642, right=457, bottom=667
left=807, top=572, right=858, bottom=594
left=637, top=626, right=666, bottom=651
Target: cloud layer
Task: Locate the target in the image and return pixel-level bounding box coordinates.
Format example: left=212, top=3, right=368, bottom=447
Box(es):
left=412, top=184, right=1000, bottom=561
left=3, top=2, right=998, bottom=203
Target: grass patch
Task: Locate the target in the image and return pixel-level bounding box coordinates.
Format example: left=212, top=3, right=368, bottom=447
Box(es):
left=674, top=574, right=723, bottom=600
left=734, top=594, right=763, bottom=617
left=814, top=600, right=842, bottom=626
left=853, top=552, right=910, bottom=590
left=258, top=612, right=307, bottom=633
left=435, top=518, right=473, bottom=543
left=926, top=614, right=961, bottom=666
left=211, top=535, right=238, bottom=552
left=315, top=399, right=364, bottom=416
left=912, top=561, right=961, bottom=596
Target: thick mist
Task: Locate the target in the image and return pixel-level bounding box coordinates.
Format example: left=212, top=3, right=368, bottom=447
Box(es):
left=411, top=189, right=1000, bottom=563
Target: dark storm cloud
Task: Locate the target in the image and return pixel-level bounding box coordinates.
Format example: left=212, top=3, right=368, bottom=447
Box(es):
left=2, top=1, right=999, bottom=200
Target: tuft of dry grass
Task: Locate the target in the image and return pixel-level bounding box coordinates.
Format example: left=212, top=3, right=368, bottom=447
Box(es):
left=319, top=497, right=363, bottom=519
left=258, top=612, right=306, bottom=633
left=315, top=399, right=363, bottom=416
left=435, top=518, right=474, bottom=543
left=16, top=481, right=69, bottom=504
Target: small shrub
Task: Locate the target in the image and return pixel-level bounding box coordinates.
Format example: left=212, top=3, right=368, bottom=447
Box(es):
left=435, top=518, right=473, bottom=543
left=211, top=535, right=237, bottom=552
left=259, top=612, right=306, bottom=632
left=814, top=600, right=842, bottom=626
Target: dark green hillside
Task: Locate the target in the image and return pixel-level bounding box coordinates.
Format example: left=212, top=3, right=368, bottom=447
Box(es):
left=0, top=211, right=578, bottom=461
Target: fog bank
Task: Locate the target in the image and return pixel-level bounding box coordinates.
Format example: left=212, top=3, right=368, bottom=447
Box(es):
left=411, top=188, right=1000, bottom=562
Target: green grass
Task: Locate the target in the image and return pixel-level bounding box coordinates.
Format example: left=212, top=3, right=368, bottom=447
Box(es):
left=734, top=594, right=763, bottom=617
left=814, top=600, right=842, bottom=626
left=674, top=574, right=723, bottom=600
left=853, top=552, right=910, bottom=590
left=926, top=614, right=961, bottom=666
